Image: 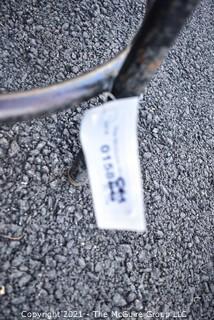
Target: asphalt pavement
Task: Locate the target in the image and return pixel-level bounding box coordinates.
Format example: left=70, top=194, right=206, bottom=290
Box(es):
left=0, top=0, right=213, bottom=319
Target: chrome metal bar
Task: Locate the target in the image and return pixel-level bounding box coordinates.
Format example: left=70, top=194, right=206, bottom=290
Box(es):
left=0, top=48, right=129, bottom=120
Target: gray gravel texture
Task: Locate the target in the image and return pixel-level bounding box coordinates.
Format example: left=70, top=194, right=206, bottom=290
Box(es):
left=0, top=0, right=214, bottom=320
left=0, top=0, right=145, bottom=92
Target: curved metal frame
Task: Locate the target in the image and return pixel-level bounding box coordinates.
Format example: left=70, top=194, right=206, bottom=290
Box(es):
left=0, top=0, right=199, bottom=121
left=0, top=48, right=129, bottom=120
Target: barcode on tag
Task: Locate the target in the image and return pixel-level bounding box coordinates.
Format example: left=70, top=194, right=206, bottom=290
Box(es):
left=80, top=97, right=146, bottom=232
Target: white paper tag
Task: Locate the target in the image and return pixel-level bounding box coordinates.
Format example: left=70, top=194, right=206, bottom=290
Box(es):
left=80, top=97, right=146, bottom=232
